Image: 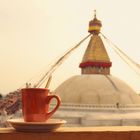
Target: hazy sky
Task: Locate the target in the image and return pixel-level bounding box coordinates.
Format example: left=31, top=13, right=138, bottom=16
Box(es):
left=1, top=0, right=140, bottom=94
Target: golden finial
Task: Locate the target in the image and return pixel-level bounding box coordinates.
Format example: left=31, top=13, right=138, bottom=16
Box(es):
left=94, top=10, right=97, bottom=19
left=88, top=10, right=102, bottom=34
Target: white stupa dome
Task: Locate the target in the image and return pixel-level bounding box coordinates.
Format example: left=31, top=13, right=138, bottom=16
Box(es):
left=55, top=74, right=140, bottom=105
left=53, top=12, right=140, bottom=127
left=55, top=12, right=140, bottom=106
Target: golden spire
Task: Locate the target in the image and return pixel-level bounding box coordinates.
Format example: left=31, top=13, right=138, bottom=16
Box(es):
left=88, top=10, right=102, bottom=34
left=79, top=11, right=112, bottom=75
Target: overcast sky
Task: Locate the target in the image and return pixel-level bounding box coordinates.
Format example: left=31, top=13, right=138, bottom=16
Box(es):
left=0, top=0, right=140, bottom=94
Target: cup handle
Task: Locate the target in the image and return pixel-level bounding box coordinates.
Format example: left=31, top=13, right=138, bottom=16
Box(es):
left=45, top=95, right=61, bottom=119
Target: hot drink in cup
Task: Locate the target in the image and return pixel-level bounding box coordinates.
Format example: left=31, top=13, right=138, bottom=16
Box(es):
left=21, top=88, right=61, bottom=122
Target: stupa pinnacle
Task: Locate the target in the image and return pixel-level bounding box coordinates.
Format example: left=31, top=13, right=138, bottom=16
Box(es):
left=79, top=11, right=112, bottom=75
left=88, top=10, right=102, bottom=34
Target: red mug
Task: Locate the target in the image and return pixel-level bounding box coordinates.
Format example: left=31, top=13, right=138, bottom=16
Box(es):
left=21, top=88, right=61, bottom=122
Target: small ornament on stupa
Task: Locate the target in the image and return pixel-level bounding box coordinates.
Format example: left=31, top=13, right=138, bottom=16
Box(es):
left=88, top=10, right=102, bottom=34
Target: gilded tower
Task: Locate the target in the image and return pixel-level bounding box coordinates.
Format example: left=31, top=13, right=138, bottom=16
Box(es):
left=79, top=11, right=112, bottom=74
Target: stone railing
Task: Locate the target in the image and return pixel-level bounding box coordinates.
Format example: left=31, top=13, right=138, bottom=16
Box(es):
left=50, top=103, right=140, bottom=112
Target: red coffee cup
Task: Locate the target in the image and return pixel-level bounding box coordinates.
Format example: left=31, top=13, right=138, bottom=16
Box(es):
left=21, top=88, right=61, bottom=122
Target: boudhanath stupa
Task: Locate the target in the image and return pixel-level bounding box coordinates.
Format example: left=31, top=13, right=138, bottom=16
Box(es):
left=53, top=11, right=140, bottom=126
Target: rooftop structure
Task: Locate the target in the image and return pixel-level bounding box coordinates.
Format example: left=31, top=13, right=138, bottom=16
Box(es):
left=54, top=11, right=140, bottom=126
